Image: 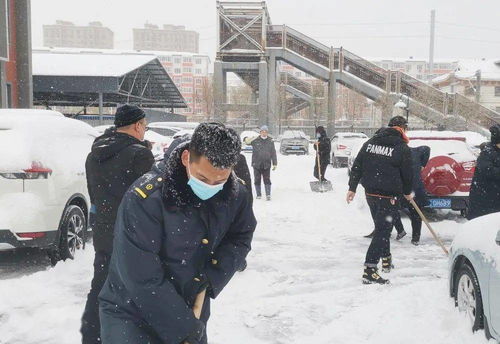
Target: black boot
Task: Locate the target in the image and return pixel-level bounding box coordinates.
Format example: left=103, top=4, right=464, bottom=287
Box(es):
left=396, top=230, right=407, bottom=241
left=265, top=184, right=271, bottom=201
left=381, top=255, right=394, bottom=273
left=255, top=185, right=262, bottom=199
left=362, top=267, right=390, bottom=285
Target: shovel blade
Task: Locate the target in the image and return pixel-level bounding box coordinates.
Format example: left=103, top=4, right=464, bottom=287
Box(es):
left=310, top=181, right=333, bottom=193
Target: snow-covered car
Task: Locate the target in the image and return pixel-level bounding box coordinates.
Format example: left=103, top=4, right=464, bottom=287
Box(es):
left=0, top=110, right=97, bottom=262
left=346, top=137, right=369, bottom=176
left=145, top=122, right=182, bottom=138
left=280, top=130, right=309, bottom=155
left=449, top=213, right=500, bottom=341
left=173, top=129, right=194, bottom=140
left=240, top=130, right=259, bottom=153
left=94, top=125, right=173, bottom=159
left=408, top=133, right=477, bottom=214
left=331, top=132, right=369, bottom=168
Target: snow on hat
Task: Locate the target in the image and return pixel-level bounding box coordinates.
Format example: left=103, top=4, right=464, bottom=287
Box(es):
left=260, top=125, right=269, bottom=132
left=114, top=104, right=146, bottom=128
left=490, top=124, right=500, bottom=144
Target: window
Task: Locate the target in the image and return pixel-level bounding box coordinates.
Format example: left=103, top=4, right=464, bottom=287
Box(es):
left=183, top=67, right=192, bottom=73
left=174, top=68, right=181, bottom=74
left=417, top=65, right=423, bottom=72
left=185, top=97, right=193, bottom=104
left=183, top=56, right=192, bottom=63
left=195, top=68, right=202, bottom=75
left=174, top=77, right=181, bottom=84
left=195, top=58, right=202, bottom=65
left=174, top=56, right=181, bottom=64
left=195, top=79, right=202, bottom=85
left=182, top=77, right=193, bottom=83
left=495, top=86, right=500, bottom=97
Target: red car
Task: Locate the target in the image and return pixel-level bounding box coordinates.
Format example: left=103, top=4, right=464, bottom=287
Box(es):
left=409, top=136, right=477, bottom=215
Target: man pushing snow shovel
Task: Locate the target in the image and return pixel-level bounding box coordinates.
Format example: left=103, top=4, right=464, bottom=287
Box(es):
left=310, top=126, right=333, bottom=192
left=346, top=116, right=413, bottom=285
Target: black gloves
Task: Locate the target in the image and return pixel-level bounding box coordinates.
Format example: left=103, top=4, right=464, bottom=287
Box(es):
left=182, top=319, right=205, bottom=344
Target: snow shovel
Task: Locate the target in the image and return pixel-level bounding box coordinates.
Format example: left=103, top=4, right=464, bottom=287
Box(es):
left=310, top=150, right=332, bottom=193
left=183, top=289, right=207, bottom=344
left=409, top=199, right=449, bottom=256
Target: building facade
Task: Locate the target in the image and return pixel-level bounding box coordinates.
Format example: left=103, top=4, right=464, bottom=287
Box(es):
left=370, top=57, right=457, bottom=81
left=133, top=24, right=199, bottom=53
left=43, top=21, right=114, bottom=49
left=0, top=0, right=32, bottom=108
left=432, top=59, right=500, bottom=113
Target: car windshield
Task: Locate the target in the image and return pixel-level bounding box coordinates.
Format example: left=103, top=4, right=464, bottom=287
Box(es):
left=283, top=131, right=306, bottom=139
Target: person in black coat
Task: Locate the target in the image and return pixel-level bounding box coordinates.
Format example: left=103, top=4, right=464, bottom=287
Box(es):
left=313, top=126, right=331, bottom=181
left=99, top=123, right=256, bottom=344
left=467, top=124, right=500, bottom=220
left=247, top=125, right=277, bottom=200
left=347, top=116, right=413, bottom=285
left=81, top=105, right=155, bottom=344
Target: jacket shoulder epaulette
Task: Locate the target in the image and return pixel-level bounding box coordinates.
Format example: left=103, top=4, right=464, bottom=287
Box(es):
left=133, top=173, right=164, bottom=199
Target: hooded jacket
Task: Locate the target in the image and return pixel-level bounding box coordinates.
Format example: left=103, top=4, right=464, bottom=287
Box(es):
left=85, top=128, right=154, bottom=253
left=98, top=142, right=256, bottom=344
left=313, top=127, right=331, bottom=164
left=348, top=127, right=413, bottom=197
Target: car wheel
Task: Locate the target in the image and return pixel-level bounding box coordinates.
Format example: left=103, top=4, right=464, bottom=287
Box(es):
left=454, top=263, right=484, bottom=332
left=58, top=205, right=86, bottom=261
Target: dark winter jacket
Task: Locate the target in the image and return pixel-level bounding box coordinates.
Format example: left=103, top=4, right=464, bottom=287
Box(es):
left=410, top=146, right=430, bottom=203
left=467, top=142, right=500, bottom=220
left=98, top=143, right=256, bottom=344
left=85, top=129, right=154, bottom=254
left=234, top=154, right=252, bottom=198
left=313, top=131, right=331, bottom=164
left=348, top=127, right=413, bottom=197
left=250, top=136, right=277, bottom=170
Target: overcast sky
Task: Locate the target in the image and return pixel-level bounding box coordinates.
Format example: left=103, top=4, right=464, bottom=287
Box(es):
left=31, top=0, right=500, bottom=61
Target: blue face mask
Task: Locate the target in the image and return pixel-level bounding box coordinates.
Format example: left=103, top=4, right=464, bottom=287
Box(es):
left=187, top=166, right=226, bottom=200
left=316, top=133, right=321, bottom=139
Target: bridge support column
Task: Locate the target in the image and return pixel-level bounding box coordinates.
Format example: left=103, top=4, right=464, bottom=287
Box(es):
left=327, top=71, right=337, bottom=136
left=267, top=56, right=279, bottom=134
left=258, top=59, right=269, bottom=127
left=214, top=60, right=226, bottom=122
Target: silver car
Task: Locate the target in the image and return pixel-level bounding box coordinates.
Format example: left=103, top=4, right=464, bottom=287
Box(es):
left=449, top=212, right=500, bottom=341
left=279, top=130, right=309, bottom=155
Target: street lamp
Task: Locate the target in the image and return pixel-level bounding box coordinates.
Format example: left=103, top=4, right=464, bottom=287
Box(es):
left=395, top=96, right=410, bottom=121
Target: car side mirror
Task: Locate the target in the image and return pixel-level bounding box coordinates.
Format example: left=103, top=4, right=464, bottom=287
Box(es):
left=496, top=230, right=500, bottom=246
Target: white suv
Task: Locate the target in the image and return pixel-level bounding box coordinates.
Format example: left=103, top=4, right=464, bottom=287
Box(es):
left=331, top=132, right=368, bottom=167
left=0, top=109, right=97, bottom=263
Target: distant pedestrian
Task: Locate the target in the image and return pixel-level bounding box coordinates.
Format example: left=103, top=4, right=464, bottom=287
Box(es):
left=246, top=125, right=277, bottom=201
left=313, top=126, right=331, bottom=182
left=81, top=104, right=154, bottom=344
left=347, top=116, right=413, bottom=285
left=467, top=124, right=500, bottom=220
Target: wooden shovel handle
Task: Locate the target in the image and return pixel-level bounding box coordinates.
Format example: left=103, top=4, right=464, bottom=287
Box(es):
left=409, top=199, right=449, bottom=256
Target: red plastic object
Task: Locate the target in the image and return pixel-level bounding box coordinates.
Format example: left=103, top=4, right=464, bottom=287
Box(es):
left=421, top=156, right=464, bottom=196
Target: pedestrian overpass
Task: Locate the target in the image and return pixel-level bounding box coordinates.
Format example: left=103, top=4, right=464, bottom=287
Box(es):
left=214, top=1, right=500, bottom=135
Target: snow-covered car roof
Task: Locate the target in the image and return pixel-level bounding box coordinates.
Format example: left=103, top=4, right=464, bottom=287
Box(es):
left=240, top=130, right=259, bottom=139
left=408, top=130, right=488, bottom=147
left=409, top=138, right=476, bottom=163
left=282, top=130, right=307, bottom=139
left=0, top=109, right=64, bottom=118
left=335, top=132, right=368, bottom=138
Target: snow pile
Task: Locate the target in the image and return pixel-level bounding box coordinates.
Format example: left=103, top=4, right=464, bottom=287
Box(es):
left=452, top=213, right=500, bottom=272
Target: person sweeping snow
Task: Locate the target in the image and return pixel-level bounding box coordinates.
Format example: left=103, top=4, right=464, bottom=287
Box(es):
left=346, top=116, right=413, bottom=285
left=313, top=126, right=331, bottom=182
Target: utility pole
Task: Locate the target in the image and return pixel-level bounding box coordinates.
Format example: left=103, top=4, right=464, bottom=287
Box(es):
left=475, top=70, right=481, bottom=103
left=428, top=10, right=436, bottom=82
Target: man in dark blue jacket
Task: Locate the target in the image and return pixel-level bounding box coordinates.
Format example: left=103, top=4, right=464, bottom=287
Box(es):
left=347, top=116, right=413, bottom=285
left=99, top=123, right=257, bottom=344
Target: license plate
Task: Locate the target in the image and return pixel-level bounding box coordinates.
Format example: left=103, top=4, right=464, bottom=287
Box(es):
left=428, top=198, right=451, bottom=208
left=292, top=146, right=300, bottom=150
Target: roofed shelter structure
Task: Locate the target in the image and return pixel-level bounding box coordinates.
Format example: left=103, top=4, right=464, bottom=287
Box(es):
left=32, top=50, right=186, bottom=123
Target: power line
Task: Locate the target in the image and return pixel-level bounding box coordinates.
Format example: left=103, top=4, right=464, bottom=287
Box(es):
left=438, top=35, right=500, bottom=44
left=437, top=21, right=500, bottom=33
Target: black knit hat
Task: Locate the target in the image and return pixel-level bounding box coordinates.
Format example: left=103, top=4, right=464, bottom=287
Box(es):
left=114, top=104, right=145, bottom=128
left=388, top=115, right=408, bottom=128
left=490, top=124, right=500, bottom=145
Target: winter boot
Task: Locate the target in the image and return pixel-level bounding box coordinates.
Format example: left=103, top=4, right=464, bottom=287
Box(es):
left=255, top=185, right=262, bottom=199
left=411, top=240, right=419, bottom=246
left=264, top=184, right=271, bottom=201
left=362, top=267, right=390, bottom=285
left=396, top=230, right=407, bottom=241
left=381, top=255, right=394, bottom=273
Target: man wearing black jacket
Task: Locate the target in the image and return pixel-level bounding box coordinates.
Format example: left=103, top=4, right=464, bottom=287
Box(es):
left=81, top=104, right=154, bottom=344
left=99, top=123, right=256, bottom=344
left=347, top=116, right=413, bottom=285
left=247, top=125, right=277, bottom=200
left=313, top=126, right=331, bottom=181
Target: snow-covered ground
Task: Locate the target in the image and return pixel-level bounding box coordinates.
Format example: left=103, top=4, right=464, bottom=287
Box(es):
left=0, top=152, right=493, bottom=343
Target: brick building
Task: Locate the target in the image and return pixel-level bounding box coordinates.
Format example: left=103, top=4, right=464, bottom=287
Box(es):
left=0, top=0, right=32, bottom=108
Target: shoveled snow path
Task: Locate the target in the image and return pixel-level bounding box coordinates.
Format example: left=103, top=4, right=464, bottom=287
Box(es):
left=0, top=153, right=492, bottom=343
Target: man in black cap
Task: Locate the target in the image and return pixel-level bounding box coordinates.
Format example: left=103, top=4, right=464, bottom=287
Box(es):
left=81, top=104, right=155, bottom=344
left=347, top=115, right=413, bottom=285
left=467, top=123, right=500, bottom=220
